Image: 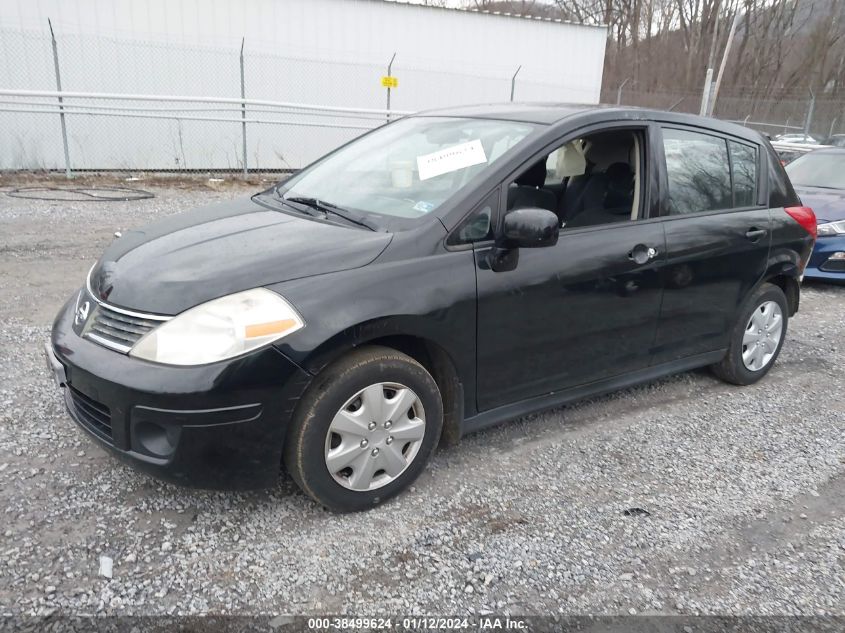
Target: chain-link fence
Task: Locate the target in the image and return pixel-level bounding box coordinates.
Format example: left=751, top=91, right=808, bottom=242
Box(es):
left=0, top=24, right=602, bottom=176
left=603, top=82, right=845, bottom=140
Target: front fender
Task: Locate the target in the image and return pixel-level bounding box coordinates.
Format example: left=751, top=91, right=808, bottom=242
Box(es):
left=267, top=249, right=478, bottom=405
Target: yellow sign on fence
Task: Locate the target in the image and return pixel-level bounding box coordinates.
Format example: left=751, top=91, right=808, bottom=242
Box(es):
left=381, top=75, right=398, bottom=88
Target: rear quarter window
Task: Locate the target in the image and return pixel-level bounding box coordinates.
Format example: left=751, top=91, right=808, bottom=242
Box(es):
left=767, top=146, right=800, bottom=208
left=728, top=141, right=758, bottom=207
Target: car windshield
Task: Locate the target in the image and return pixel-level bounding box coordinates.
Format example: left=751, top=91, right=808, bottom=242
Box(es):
left=786, top=152, right=845, bottom=189
left=276, top=116, right=537, bottom=222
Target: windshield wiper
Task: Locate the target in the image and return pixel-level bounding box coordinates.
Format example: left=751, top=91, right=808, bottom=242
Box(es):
left=251, top=192, right=323, bottom=219
left=284, top=196, right=379, bottom=232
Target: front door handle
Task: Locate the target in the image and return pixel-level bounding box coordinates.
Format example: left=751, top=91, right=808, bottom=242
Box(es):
left=628, top=243, right=659, bottom=265
left=745, top=227, right=768, bottom=241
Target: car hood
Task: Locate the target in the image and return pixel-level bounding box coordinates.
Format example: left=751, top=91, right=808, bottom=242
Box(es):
left=88, top=196, right=393, bottom=314
left=794, top=186, right=845, bottom=223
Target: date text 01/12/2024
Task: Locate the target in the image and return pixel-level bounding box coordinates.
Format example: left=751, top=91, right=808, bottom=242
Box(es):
left=305, top=616, right=528, bottom=630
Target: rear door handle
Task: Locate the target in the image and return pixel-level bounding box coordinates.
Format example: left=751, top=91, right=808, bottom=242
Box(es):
left=745, top=228, right=768, bottom=241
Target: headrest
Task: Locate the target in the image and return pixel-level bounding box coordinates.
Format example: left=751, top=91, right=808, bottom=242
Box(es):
left=585, top=140, right=631, bottom=169
left=515, top=159, right=547, bottom=188
left=606, top=162, right=633, bottom=182
left=556, top=141, right=587, bottom=177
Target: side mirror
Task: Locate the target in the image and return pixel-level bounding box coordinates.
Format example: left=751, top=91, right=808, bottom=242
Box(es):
left=488, top=208, right=559, bottom=273
left=502, top=207, right=559, bottom=248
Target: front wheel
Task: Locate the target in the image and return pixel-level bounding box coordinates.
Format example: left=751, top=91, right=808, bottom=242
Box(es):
left=711, top=282, right=789, bottom=385
left=284, top=346, right=443, bottom=512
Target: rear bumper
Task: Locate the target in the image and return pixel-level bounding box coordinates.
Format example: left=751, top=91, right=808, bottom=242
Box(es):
left=49, top=293, right=313, bottom=489
left=804, top=235, right=845, bottom=282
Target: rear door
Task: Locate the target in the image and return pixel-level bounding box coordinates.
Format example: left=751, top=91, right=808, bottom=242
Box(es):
left=652, top=126, right=771, bottom=364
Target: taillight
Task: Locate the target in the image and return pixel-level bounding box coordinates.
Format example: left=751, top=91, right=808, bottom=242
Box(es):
left=785, top=206, right=817, bottom=239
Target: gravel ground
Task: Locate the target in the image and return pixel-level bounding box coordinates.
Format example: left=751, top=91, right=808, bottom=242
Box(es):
left=0, top=177, right=843, bottom=617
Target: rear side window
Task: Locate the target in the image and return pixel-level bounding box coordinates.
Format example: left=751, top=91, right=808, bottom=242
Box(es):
left=662, top=128, right=732, bottom=215
left=729, top=141, right=758, bottom=207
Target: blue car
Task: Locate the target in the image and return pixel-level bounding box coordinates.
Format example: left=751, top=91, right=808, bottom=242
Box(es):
left=786, top=148, right=845, bottom=282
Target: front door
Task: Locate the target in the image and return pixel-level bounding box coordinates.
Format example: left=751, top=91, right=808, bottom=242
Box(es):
left=474, top=125, right=666, bottom=411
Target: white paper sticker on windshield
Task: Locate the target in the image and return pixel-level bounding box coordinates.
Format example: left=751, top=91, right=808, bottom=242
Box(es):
left=417, top=139, right=487, bottom=181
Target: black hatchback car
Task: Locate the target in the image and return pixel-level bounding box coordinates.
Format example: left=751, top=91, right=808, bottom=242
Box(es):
left=47, top=104, right=816, bottom=512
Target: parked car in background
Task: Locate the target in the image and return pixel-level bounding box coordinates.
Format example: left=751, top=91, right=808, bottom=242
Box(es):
left=47, top=105, right=816, bottom=511
left=821, top=134, right=845, bottom=147
left=774, top=133, right=820, bottom=144
left=786, top=148, right=845, bottom=281
left=770, top=138, right=827, bottom=165
left=772, top=145, right=810, bottom=165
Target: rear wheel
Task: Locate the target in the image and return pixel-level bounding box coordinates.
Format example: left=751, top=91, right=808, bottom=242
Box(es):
left=711, top=282, right=788, bottom=385
left=284, top=346, right=442, bottom=512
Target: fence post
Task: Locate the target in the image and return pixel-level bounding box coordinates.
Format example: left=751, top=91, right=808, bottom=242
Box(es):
left=831, top=117, right=839, bottom=138
left=386, top=52, right=396, bottom=123
left=510, top=65, right=521, bottom=102
left=784, top=118, right=789, bottom=134
left=616, top=77, right=630, bottom=105
left=240, top=37, right=247, bottom=177
left=803, top=89, right=815, bottom=138
left=48, top=19, right=71, bottom=179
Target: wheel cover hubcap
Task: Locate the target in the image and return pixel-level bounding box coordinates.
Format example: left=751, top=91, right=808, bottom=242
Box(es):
left=742, top=300, right=784, bottom=372
left=324, top=382, right=426, bottom=491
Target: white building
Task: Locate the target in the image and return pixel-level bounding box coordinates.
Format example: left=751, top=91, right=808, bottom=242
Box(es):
left=0, top=0, right=607, bottom=171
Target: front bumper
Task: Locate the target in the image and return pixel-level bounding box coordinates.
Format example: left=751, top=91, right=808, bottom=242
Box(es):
left=804, top=235, right=845, bottom=282
left=49, top=293, right=312, bottom=489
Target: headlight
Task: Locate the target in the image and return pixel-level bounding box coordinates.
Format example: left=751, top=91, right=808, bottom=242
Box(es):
left=817, top=220, right=845, bottom=236
left=129, top=288, right=304, bottom=365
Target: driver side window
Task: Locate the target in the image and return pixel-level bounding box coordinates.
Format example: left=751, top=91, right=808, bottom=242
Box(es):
left=505, top=129, right=644, bottom=230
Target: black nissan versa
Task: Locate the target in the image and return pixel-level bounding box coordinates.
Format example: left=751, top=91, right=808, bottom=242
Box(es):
left=47, top=104, right=816, bottom=512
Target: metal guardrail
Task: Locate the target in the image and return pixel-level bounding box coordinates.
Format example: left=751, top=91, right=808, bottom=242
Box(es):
left=0, top=88, right=416, bottom=176
left=724, top=118, right=805, bottom=131
left=0, top=89, right=414, bottom=117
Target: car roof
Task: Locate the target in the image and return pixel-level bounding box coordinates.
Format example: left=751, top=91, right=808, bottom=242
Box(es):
left=413, top=102, right=598, bottom=124
left=413, top=102, right=765, bottom=144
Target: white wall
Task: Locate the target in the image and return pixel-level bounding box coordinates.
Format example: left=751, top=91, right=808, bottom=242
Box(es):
left=0, top=0, right=607, bottom=170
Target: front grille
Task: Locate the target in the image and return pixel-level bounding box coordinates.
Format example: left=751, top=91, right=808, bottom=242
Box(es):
left=84, top=303, right=163, bottom=353
left=68, top=386, right=112, bottom=444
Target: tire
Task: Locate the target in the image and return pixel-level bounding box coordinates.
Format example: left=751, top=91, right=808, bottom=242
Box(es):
left=711, top=282, right=789, bottom=385
left=284, top=345, right=443, bottom=512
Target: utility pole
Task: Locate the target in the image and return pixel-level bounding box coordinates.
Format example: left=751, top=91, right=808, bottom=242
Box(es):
left=700, top=3, right=721, bottom=116
left=700, top=68, right=714, bottom=116
left=709, top=11, right=741, bottom=116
